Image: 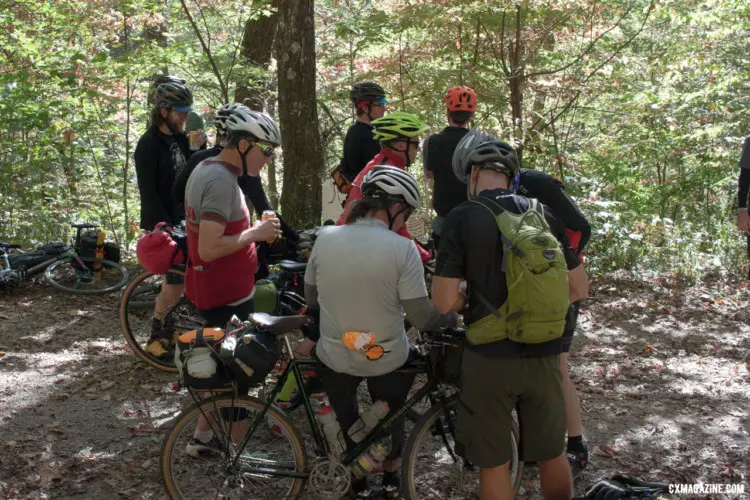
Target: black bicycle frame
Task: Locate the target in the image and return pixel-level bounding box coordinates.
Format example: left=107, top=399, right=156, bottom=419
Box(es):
left=227, top=336, right=441, bottom=478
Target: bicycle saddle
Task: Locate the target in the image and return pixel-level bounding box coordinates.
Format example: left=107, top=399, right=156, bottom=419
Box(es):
left=71, top=223, right=98, bottom=229
left=279, top=260, right=307, bottom=273
left=250, top=312, right=312, bottom=335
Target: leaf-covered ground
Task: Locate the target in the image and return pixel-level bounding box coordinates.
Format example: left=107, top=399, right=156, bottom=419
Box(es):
left=0, top=275, right=748, bottom=499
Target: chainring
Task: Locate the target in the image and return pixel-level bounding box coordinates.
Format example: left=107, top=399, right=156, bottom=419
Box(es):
left=308, top=458, right=350, bottom=499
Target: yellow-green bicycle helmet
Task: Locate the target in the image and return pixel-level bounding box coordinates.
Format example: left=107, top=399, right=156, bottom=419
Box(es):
left=372, top=111, right=429, bottom=141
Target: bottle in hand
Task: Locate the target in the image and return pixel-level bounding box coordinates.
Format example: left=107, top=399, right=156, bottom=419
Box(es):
left=262, top=210, right=278, bottom=244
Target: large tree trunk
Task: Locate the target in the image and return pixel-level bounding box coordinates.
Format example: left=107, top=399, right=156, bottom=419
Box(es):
left=237, top=1, right=281, bottom=208
left=277, top=0, right=323, bottom=228
left=235, top=0, right=280, bottom=109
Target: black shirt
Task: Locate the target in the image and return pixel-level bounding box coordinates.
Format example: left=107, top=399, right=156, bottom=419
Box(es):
left=435, top=188, right=580, bottom=359
left=134, top=125, right=192, bottom=230
left=339, top=121, right=380, bottom=181
left=517, top=168, right=591, bottom=253
left=423, top=127, right=470, bottom=217
left=738, top=138, right=750, bottom=209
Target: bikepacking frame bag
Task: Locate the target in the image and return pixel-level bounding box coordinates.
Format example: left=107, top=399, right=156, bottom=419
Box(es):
left=8, top=243, right=67, bottom=271
left=467, top=196, right=569, bottom=345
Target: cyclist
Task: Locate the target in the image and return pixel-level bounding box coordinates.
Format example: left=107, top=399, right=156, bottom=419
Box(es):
left=423, top=86, right=476, bottom=247
left=337, top=111, right=433, bottom=264
left=135, top=77, right=207, bottom=357
left=306, top=166, right=456, bottom=499
left=516, top=167, right=591, bottom=476
left=182, top=105, right=281, bottom=455
left=337, top=82, right=388, bottom=183
left=432, top=129, right=589, bottom=499
left=172, top=103, right=298, bottom=279
left=736, top=135, right=750, bottom=276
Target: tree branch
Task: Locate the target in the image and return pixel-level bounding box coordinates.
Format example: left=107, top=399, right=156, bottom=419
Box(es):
left=178, top=0, right=228, bottom=102
left=526, top=2, right=634, bottom=79
left=192, top=0, right=212, bottom=50
left=531, top=1, right=655, bottom=134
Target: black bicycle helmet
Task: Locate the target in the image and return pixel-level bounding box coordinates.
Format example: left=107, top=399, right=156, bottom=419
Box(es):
left=153, top=75, right=186, bottom=87
left=452, top=128, right=519, bottom=181
left=350, top=82, right=387, bottom=105
left=155, top=81, right=194, bottom=112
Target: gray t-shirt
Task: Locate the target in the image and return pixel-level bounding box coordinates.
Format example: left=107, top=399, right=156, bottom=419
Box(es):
left=306, top=218, right=427, bottom=377
left=184, top=159, right=245, bottom=226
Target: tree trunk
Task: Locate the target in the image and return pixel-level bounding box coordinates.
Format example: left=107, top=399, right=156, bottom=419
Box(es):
left=235, top=0, right=280, bottom=109
left=277, top=0, right=323, bottom=228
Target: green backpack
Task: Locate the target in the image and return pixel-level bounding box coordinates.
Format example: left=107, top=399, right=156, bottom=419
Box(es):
left=467, top=196, right=569, bottom=345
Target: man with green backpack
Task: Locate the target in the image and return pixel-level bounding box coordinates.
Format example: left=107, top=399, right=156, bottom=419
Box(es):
left=432, top=128, right=588, bottom=499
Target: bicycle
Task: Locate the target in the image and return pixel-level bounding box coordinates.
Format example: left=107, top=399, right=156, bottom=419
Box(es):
left=0, top=223, right=129, bottom=295
left=119, top=260, right=313, bottom=373
left=159, top=317, right=523, bottom=499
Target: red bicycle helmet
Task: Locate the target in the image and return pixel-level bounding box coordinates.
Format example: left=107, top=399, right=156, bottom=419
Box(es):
left=444, top=86, right=477, bottom=112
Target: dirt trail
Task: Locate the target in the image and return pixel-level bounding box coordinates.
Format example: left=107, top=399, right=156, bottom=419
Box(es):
left=0, top=275, right=748, bottom=499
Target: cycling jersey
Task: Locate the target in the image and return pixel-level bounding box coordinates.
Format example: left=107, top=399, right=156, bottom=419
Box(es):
left=184, top=159, right=257, bottom=311
left=306, top=219, right=427, bottom=376
left=337, top=149, right=432, bottom=263
left=517, top=168, right=591, bottom=253
left=339, top=121, right=381, bottom=181
left=423, top=127, right=470, bottom=217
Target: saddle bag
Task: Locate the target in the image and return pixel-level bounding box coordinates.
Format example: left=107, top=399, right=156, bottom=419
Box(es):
left=174, top=328, right=233, bottom=389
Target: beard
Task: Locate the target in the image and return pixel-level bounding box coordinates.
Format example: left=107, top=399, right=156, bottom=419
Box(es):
left=166, top=114, right=185, bottom=134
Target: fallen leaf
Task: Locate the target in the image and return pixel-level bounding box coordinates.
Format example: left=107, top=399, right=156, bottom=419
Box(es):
left=0, top=352, right=5, bottom=358
left=39, top=466, right=62, bottom=485
left=643, top=344, right=654, bottom=354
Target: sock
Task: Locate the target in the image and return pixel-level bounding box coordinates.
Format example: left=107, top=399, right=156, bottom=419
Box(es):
left=193, top=429, right=213, bottom=443
left=351, top=475, right=369, bottom=493
left=567, top=435, right=586, bottom=454
left=383, top=470, right=400, bottom=489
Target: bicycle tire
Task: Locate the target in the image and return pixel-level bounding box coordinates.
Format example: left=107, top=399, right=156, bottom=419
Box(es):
left=160, top=394, right=307, bottom=500
left=401, top=394, right=523, bottom=499
left=44, top=257, right=129, bottom=295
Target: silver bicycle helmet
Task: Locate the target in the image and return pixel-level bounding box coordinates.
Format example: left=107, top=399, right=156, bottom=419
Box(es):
left=226, top=106, right=282, bottom=147
left=452, top=128, right=519, bottom=181
left=362, top=166, right=421, bottom=209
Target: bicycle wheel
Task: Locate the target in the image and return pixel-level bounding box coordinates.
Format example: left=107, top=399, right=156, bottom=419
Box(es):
left=401, top=394, right=523, bottom=499
left=161, top=393, right=307, bottom=500
left=120, top=269, right=204, bottom=372
left=44, top=257, right=129, bottom=295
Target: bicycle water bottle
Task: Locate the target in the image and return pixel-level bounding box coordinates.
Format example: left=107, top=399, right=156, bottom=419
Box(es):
left=317, top=404, right=346, bottom=456
left=1, top=251, right=9, bottom=270
left=350, top=440, right=389, bottom=479
left=347, top=400, right=389, bottom=443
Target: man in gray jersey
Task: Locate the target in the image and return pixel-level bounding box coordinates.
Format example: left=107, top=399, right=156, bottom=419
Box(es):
left=305, top=166, right=456, bottom=499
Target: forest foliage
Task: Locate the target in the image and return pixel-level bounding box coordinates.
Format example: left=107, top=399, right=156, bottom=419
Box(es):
left=0, top=0, right=748, bottom=279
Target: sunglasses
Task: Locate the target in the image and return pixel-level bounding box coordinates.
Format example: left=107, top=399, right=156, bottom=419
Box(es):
left=253, top=141, right=276, bottom=158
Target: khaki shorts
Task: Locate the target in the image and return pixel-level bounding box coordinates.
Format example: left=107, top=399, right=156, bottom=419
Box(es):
left=455, top=349, right=566, bottom=467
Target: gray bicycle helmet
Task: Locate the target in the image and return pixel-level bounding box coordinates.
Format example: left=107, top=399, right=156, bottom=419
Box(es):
left=215, top=103, right=244, bottom=136
left=155, top=81, right=194, bottom=112
left=350, top=82, right=388, bottom=105
left=452, top=128, right=519, bottom=182
left=362, top=166, right=421, bottom=209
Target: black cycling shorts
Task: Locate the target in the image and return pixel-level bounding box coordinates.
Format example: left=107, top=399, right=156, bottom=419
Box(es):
left=165, top=272, right=184, bottom=285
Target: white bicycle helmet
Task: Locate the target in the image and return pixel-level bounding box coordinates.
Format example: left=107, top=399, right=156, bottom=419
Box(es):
left=215, top=103, right=244, bottom=136
left=226, top=106, right=282, bottom=147
left=362, top=166, right=421, bottom=209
